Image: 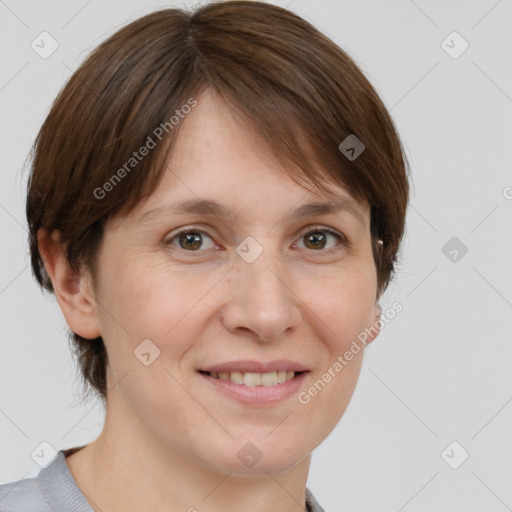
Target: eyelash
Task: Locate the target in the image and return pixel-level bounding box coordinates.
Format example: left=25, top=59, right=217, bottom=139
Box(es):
left=164, top=225, right=349, bottom=256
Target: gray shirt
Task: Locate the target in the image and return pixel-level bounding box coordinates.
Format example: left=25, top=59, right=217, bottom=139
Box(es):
left=0, top=448, right=326, bottom=511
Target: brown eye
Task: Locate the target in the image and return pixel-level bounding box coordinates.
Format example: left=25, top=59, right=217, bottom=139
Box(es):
left=166, top=229, right=216, bottom=251
left=295, top=227, right=346, bottom=252
left=178, top=232, right=202, bottom=250
left=303, top=230, right=328, bottom=250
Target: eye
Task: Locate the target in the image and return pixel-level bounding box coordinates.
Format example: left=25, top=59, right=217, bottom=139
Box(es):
left=294, top=225, right=347, bottom=253
left=165, top=228, right=217, bottom=251
left=164, top=225, right=348, bottom=254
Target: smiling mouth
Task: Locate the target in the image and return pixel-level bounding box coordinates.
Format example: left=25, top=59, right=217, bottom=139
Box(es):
left=198, top=370, right=305, bottom=387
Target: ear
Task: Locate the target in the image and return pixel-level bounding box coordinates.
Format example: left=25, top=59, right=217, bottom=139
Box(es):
left=37, top=228, right=101, bottom=340
left=364, top=302, right=382, bottom=346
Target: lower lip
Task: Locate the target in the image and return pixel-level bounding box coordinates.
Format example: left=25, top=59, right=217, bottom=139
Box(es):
left=198, top=371, right=309, bottom=406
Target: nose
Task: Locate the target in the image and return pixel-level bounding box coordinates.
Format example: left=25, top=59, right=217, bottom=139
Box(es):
left=220, top=244, right=302, bottom=342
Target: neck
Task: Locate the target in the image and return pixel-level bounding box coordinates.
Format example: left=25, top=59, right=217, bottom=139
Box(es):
left=66, top=402, right=311, bottom=512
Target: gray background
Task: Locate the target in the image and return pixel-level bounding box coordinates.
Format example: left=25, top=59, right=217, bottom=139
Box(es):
left=1, top=0, right=511, bottom=510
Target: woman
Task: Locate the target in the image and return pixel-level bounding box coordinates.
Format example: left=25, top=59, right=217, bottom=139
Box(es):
left=0, top=1, right=409, bottom=510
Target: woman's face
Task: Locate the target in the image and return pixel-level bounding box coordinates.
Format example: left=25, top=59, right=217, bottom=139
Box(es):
left=88, top=88, right=381, bottom=474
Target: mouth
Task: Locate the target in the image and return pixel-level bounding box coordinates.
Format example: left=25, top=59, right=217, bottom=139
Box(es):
left=196, top=360, right=309, bottom=405
left=198, top=370, right=304, bottom=387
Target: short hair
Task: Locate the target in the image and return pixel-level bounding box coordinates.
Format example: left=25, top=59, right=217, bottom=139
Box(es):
left=26, top=0, right=410, bottom=403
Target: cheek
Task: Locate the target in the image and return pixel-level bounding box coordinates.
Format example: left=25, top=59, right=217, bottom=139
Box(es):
left=308, top=270, right=376, bottom=349
left=96, top=254, right=202, bottom=339
left=295, top=270, right=373, bottom=419
left=292, top=348, right=364, bottom=454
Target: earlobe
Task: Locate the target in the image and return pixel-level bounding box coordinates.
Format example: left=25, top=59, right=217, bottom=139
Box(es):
left=37, top=228, right=102, bottom=340
left=365, top=302, right=382, bottom=346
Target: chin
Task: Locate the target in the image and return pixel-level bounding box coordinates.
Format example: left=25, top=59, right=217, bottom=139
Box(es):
left=202, top=436, right=312, bottom=476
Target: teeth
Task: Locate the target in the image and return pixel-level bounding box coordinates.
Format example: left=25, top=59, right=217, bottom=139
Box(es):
left=261, top=371, right=277, bottom=386
left=244, top=372, right=262, bottom=386
left=276, top=370, right=287, bottom=384
left=230, top=371, right=244, bottom=385
left=207, top=370, right=297, bottom=386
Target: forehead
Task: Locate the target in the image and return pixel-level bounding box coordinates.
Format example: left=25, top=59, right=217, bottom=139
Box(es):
left=118, top=88, right=370, bottom=229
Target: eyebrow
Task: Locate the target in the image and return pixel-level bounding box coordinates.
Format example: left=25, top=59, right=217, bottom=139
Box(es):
left=134, top=196, right=367, bottom=227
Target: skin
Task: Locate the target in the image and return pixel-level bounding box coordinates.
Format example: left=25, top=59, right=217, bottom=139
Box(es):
left=38, top=87, right=382, bottom=512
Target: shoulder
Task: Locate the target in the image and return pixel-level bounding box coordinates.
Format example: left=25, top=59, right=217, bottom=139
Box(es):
left=0, top=476, right=50, bottom=512
left=0, top=448, right=92, bottom=512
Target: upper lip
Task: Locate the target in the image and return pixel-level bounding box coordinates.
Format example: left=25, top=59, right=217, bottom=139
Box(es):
left=199, top=359, right=309, bottom=373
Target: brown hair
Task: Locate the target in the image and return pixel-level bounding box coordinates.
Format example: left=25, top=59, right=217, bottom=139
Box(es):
left=26, top=0, right=410, bottom=403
